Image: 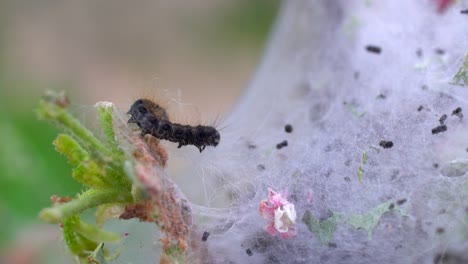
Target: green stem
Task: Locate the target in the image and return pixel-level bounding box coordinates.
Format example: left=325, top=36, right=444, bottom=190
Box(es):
left=37, top=98, right=112, bottom=159
left=54, top=134, right=89, bottom=166
left=74, top=219, right=120, bottom=243
left=96, top=102, right=124, bottom=156
left=40, top=190, right=132, bottom=223
left=55, top=108, right=111, bottom=157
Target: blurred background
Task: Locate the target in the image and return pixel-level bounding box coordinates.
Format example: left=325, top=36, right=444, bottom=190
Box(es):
left=0, top=1, right=279, bottom=263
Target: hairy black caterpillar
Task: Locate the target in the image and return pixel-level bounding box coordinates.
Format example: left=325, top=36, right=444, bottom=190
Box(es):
left=127, top=99, right=220, bottom=152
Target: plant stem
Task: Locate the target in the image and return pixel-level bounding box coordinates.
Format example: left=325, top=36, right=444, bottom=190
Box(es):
left=37, top=97, right=112, bottom=159
left=40, top=190, right=132, bottom=223
left=96, top=102, right=124, bottom=156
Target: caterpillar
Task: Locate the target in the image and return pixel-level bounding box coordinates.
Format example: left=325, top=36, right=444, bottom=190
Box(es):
left=127, top=99, right=220, bottom=152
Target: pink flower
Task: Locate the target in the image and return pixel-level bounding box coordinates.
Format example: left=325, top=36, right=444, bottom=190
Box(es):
left=434, top=0, right=454, bottom=13
left=259, top=188, right=297, bottom=238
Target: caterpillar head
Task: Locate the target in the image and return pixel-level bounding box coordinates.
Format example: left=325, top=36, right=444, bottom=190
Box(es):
left=127, top=99, right=169, bottom=124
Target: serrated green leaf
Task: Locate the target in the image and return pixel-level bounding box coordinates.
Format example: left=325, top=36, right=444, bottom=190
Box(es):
left=348, top=201, right=393, bottom=239
left=302, top=210, right=344, bottom=244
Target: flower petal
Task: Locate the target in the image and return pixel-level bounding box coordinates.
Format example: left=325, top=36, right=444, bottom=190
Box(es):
left=261, top=187, right=298, bottom=239
left=265, top=222, right=278, bottom=236
left=280, top=227, right=298, bottom=239
left=268, top=188, right=288, bottom=207
left=259, top=199, right=275, bottom=219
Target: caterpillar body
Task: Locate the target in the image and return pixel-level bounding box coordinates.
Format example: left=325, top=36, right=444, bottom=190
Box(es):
left=127, top=99, right=220, bottom=152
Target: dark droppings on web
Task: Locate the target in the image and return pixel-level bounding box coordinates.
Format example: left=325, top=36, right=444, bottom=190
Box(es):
left=257, top=164, right=266, bottom=171
left=388, top=203, right=395, bottom=210
left=276, top=140, right=288, bottom=149
left=201, top=231, right=210, bottom=241
left=354, top=71, right=360, bottom=80
left=365, top=45, right=382, bottom=54
left=246, top=248, right=253, bottom=257
left=376, top=93, right=386, bottom=99
left=344, top=176, right=351, bottom=182
left=284, top=124, right=293, bottom=133
left=421, top=85, right=428, bottom=90
left=451, top=107, right=463, bottom=119
left=432, top=125, right=447, bottom=134
left=439, top=114, right=447, bottom=125
left=433, top=163, right=439, bottom=169
left=396, top=199, right=407, bottom=205
left=436, top=227, right=445, bottom=234
left=462, top=9, right=468, bottom=14
left=417, top=105, right=424, bottom=112
left=416, top=48, right=423, bottom=58
left=379, top=140, right=394, bottom=149
left=435, top=48, right=445, bottom=55
left=247, top=142, right=257, bottom=149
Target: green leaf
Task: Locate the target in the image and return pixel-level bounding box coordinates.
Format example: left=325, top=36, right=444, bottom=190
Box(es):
left=96, top=102, right=124, bottom=156
left=104, top=164, right=132, bottom=192
left=73, top=219, right=121, bottom=243
left=36, top=92, right=138, bottom=260
left=302, top=210, right=344, bottom=244
left=40, top=189, right=132, bottom=223
left=95, top=204, right=125, bottom=228
left=345, top=103, right=366, bottom=118
left=63, top=216, right=99, bottom=256
left=452, top=53, right=468, bottom=86
left=88, top=243, right=108, bottom=264
left=63, top=217, right=120, bottom=262
left=63, top=216, right=82, bottom=255
left=36, top=91, right=112, bottom=160
left=72, top=161, right=109, bottom=189
left=357, top=151, right=367, bottom=183
left=164, top=245, right=186, bottom=263
left=54, top=134, right=89, bottom=166
left=348, top=201, right=393, bottom=239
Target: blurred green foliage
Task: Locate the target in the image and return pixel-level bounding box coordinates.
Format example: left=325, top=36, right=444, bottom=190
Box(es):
left=215, top=0, right=280, bottom=45
left=191, top=0, right=280, bottom=53
left=0, top=80, right=81, bottom=247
